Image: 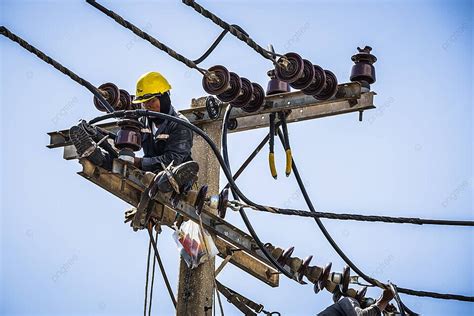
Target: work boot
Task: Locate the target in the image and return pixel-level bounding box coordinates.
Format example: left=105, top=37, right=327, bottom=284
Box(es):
left=77, top=120, right=118, bottom=159
left=69, top=124, right=106, bottom=166
left=131, top=161, right=199, bottom=231
left=149, top=161, right=199, bottom=196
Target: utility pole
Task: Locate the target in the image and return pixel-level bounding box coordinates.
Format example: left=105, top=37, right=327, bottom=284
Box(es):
left=175, top=102, right=222, bottom=315
left=48, top=81, right=376, bottom=315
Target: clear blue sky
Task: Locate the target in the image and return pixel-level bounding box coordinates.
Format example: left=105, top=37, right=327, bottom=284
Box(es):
left=1, top=0, right=472, bottom=315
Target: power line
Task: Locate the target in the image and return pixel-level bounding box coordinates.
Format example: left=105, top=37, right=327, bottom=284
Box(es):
left=0, top=26, right=114, bottom=113
left=232, top=202, right=474, bottom=227
left=146, top=226, right=177, bottom=308
left=275, top=127, right=474, bottom=303
left=88, top=109, right=474, bottom=303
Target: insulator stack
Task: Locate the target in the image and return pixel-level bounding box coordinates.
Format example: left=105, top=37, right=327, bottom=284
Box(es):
left=94, top=82, right=135, bottom=112
left=201, top=65, right=265, bottom=113
left=262, top=243, right=375, bottom=306
left=271, top=52, right=338, bottom=100
left=200, top=55, right=339, bottom=113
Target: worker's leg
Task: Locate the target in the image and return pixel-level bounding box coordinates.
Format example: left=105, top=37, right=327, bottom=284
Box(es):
left=69, top=123, right=115, bottom=171
left=150, top=161, right=199, bottom=194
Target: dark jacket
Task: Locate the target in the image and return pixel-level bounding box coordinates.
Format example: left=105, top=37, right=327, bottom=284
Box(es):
left=140, top=106, right=193, bottom=172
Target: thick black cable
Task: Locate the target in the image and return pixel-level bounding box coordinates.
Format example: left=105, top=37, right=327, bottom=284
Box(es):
left=144, top=238, right=152, bottom=316
left=88, top=110, right=474, bottom=302
left=221, top=105, right=294, bottom=279
left=147, top=226, right=177, bottom=308
left=275, top=128, right=474, bottom=303
left=89, top=110, right=474, bottom=231
left=193, top=29, right=228, bottom=65
left=0, top=26, right=114, bottom=113
left=148, top=229, right=158, bottom=316
left=181, top=0, right=275, bottom=61
left=193, top=24, right=249, bottom=65
left=244, top=204, right=474, bottom=227
left=86, top=0, right=203, bottom=73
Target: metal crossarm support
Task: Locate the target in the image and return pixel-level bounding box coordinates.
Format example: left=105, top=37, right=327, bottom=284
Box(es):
left=47, top=82, right=375, bottom=154
left=78, top=158, right=279, bottom=287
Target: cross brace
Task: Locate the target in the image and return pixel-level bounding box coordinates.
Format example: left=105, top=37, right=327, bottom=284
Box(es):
left=47, top=82, right=375, bottom=153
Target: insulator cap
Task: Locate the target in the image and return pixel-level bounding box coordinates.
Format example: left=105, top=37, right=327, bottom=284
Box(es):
left=266, top=69, right=290, bottom=95
left=350, top=46, right=377, bottom=85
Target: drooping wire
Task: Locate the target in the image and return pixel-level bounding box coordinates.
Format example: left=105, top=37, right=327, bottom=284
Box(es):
left=143, top=228, right=159, bottom=316
left=148, top=229, right=159, bottom=316
left=88, top=109, right=474, bottom=302
left=143, top=236, right=153, bottom=316
left=192, top=24, right=249, bottom=65
left=181, top=0, right=278, bottom=61
left=275, top=127, right=473, bottom=303
left=146, top=225, right=177, bottom=308
left=221, top=105, right=294, bottom=279
left=0, top=26, right=114, bottom=113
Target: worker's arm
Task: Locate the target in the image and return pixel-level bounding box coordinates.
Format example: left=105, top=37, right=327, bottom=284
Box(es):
left=140, top=122, right=193, bottom=171
left=338, top=297, right=381, bottom=316
left=350, top=288, right=395, bottom=316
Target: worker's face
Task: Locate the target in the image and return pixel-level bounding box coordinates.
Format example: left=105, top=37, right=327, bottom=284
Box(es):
left=142, top=97, right=161, bottom=112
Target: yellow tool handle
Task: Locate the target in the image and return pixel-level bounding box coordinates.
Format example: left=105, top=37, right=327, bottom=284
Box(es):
left=269, top=152, right=277, bottom=179
left=285, top=148, right=292, bottom=177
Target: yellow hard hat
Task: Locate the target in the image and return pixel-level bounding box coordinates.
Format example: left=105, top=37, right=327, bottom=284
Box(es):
left=132, top=71, right=172, bottom=104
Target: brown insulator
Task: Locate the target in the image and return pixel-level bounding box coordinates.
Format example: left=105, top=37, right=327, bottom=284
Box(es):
left=297, top=255, right=313, bottom=283
left=350, top=46, right=377, bottom=85
left=94, top=82, right=120, bottom=112
left=116, top=89, right=132, bottom=111
left=274, top=52, right=305, bottom=83
left=230, top=77, right=253, bottom=108
left=341, top=266, right=350, bottom=294
left=289, top=59, right=315, bottom=90
left=301, top=65, right=326, bottom=96
left=266, top=69, right=290, bottom=96
left=242, top=82, right=265, bottom=113
left=202, top=65, right=231, bottom=95
left=115, top=116, right=143, bottom=163
left=318, top=262, right=332, bottom=291
left=313, top=70, right=338, bottom=101
left=115, top=118, right=142, bottom=151
left=217, top=72, right=242, bottom=103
